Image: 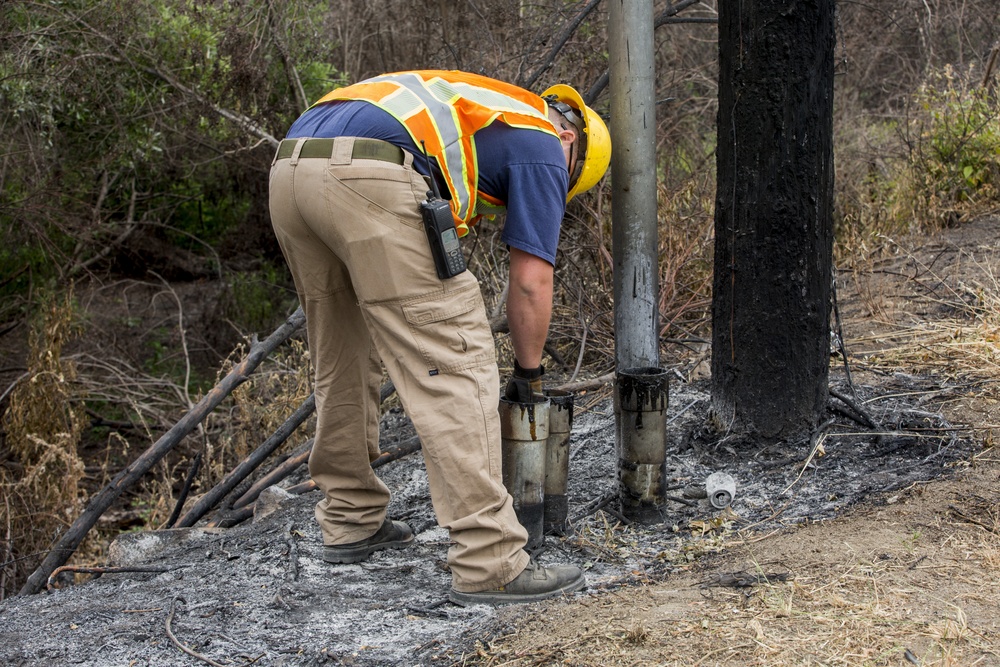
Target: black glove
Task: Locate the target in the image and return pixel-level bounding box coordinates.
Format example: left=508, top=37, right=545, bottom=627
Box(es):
left=504, top=361, right=545, bottom=403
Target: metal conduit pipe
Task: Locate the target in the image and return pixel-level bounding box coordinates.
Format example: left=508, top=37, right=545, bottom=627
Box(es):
left=543, top=389, right=575, bottom=534
left=616, top=367, right=670, bottom=524
left=499, top=398, right=550, bottom=550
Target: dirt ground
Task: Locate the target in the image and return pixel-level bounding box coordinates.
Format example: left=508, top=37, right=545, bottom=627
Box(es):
left=1, top=217, right=999, bottom=666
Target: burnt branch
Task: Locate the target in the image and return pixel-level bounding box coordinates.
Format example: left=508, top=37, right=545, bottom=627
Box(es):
left=518, top=0, right=603, bottom=90
left=584, top=0, right=716, bottom=104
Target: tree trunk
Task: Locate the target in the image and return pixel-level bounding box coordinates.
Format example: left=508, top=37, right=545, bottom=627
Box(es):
left=711, top=0, right=835, bottom=442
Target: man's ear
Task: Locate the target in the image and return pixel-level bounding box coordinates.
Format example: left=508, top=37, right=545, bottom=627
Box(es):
left=556, top=126, right=576, bottom=147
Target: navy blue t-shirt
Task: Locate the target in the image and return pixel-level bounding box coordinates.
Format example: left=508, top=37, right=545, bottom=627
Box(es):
left=286, top=101, right=568, bottom=265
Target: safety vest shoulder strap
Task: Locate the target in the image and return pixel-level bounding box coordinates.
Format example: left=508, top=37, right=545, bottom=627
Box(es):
left=314, top=71, right=557, bottom=231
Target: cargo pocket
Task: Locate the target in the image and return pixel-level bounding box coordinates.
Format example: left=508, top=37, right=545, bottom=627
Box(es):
left=401, top=283, right=496, bottom=375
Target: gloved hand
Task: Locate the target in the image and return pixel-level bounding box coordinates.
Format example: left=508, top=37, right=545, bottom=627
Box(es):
left=504, top=361, right=545, bottom=403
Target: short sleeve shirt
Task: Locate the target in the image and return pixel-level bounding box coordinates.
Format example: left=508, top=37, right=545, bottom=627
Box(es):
left=286, top=101, right=568, bottom=265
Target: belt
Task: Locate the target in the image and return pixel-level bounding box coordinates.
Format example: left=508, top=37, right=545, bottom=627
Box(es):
left=274, top=137, right=405, bottom=164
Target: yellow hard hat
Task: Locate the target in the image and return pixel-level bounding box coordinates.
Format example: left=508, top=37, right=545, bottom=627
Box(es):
left=542, top=84, right=612, bottom=201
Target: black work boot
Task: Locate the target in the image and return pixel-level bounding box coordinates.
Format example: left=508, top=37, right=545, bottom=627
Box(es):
left=448, top=560, right=586, bottom=605
left=322, top=518, right=414, bottom=564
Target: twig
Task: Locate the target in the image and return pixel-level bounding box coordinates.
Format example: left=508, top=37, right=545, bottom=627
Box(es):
left=585, top=0, right=709, bottom=104
left=982, top=40, right=999, bottom=88
left=67, top=177, right=140, bottom=277
left=830, top=273, right=859, bottom=398
left=285, top=522, right=300, bottom=581
left=665, top=495, right=700, bottom=508
left=1, top=493, right=11, bottom=597
left=0, top=371, right=32, bottom=410
left=149, top=272, right=195, bottom=414
left=84, top=408, right=153, bottom=433
left=601, top=506, right=632, bottom=526
left=166, top=598, right=229, bottom=667
left=693, top=643, right=754, bottom=666
left=264, top=0, right=307, bottom=113
left=164, top=452, right=203, bottom=529
left=948, top=504, right=998, bottom=533
left=519, top=0, right=603, bottom=89
left=829, top=386, right=878, bottom=429
left=569, top=288, right=590, bottom=384
left=46, top=565, right=171, bottom=590
left=781, top=417, right=837, bottom=495
left=667, top=398, right=701, bottom=426
left=570, top=493, right=616, bottom=523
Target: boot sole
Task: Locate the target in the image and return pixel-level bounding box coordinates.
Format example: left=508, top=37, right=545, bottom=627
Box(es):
left=448, top=575, right=586, bottom=606
left=322, top=535, right=414, bottom=564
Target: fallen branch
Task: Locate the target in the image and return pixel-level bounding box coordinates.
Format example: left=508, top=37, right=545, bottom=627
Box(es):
left=231, top=440, right=313, bottom=511
left=781, top=417, right=837, bottom=495
left=553, top=372, right=614, bottom=394
left=697, top=571, right=790, bottom=589
left=829, top=386, right=877, bottom=429
left=18, top=308, right=306, bottom=596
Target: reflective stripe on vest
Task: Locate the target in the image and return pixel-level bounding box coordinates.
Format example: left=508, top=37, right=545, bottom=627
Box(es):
left=313, top=70, right=559, bottom=234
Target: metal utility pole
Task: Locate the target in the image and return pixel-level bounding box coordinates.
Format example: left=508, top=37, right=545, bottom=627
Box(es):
left=610, top=0, right=668, bottom=525
left=610, top=0, right=659, bottom=370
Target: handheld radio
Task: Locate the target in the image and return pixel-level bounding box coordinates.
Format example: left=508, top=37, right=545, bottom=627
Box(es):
left=419, top=141, right=466, bottom=279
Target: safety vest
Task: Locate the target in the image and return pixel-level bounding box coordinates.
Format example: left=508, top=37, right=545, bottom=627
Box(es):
left=313, top=70, right=560, bottom=236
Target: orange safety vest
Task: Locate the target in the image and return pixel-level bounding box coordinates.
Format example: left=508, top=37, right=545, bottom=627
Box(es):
left=313, top=70, right=560, bottom=236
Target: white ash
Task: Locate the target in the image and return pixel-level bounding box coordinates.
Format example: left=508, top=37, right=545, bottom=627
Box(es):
left=0, top=372, right=976, bottom=666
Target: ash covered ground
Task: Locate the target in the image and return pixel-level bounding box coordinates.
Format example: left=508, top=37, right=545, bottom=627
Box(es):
left=0, top=368, right=975, bottom=667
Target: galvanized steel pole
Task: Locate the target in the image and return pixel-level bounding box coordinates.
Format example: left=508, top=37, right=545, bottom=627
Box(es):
left=610, top=0, right=667, bottom=525
left=609, top=0, right=659, bottom=370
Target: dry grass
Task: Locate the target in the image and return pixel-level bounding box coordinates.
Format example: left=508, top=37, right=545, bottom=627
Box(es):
left=0, top=290, right=87, bottom=599
left=846, top=242, right=1000, bottom=405
left=205, top=338, right=313, bottom=494
left=466, top=462, right=1000, bottom=666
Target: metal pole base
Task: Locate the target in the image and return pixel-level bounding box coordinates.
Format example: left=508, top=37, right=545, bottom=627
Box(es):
left=499, top=398, right=549, bottom=550
left=616, top=367, right=670, bottom=524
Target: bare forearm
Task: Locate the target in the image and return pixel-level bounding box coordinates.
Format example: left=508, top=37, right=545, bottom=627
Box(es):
left=507, top=288, right=551, bottom=368
left=506, top=248, right=554, bottom=368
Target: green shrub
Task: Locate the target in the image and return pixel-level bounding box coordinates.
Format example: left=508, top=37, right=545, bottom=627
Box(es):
left=909, top=65, right=1000, bottom=226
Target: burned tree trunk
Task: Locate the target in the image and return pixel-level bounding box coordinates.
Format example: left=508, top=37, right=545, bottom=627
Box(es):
left=711, top=0, right=835, bottom=442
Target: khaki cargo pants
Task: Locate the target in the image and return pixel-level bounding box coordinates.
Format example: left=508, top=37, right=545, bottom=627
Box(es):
left=268, top=137, right=529, bottom=592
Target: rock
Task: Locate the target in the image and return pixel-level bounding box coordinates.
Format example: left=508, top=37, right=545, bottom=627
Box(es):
left=254, top=485, right=295, bottom=522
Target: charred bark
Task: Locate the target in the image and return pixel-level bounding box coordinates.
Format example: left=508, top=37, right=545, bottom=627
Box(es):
left=711, top=0, right=835, bottom=442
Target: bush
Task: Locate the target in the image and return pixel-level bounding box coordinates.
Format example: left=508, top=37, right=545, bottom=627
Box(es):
left=837, top=64, right=1000, bottom=248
